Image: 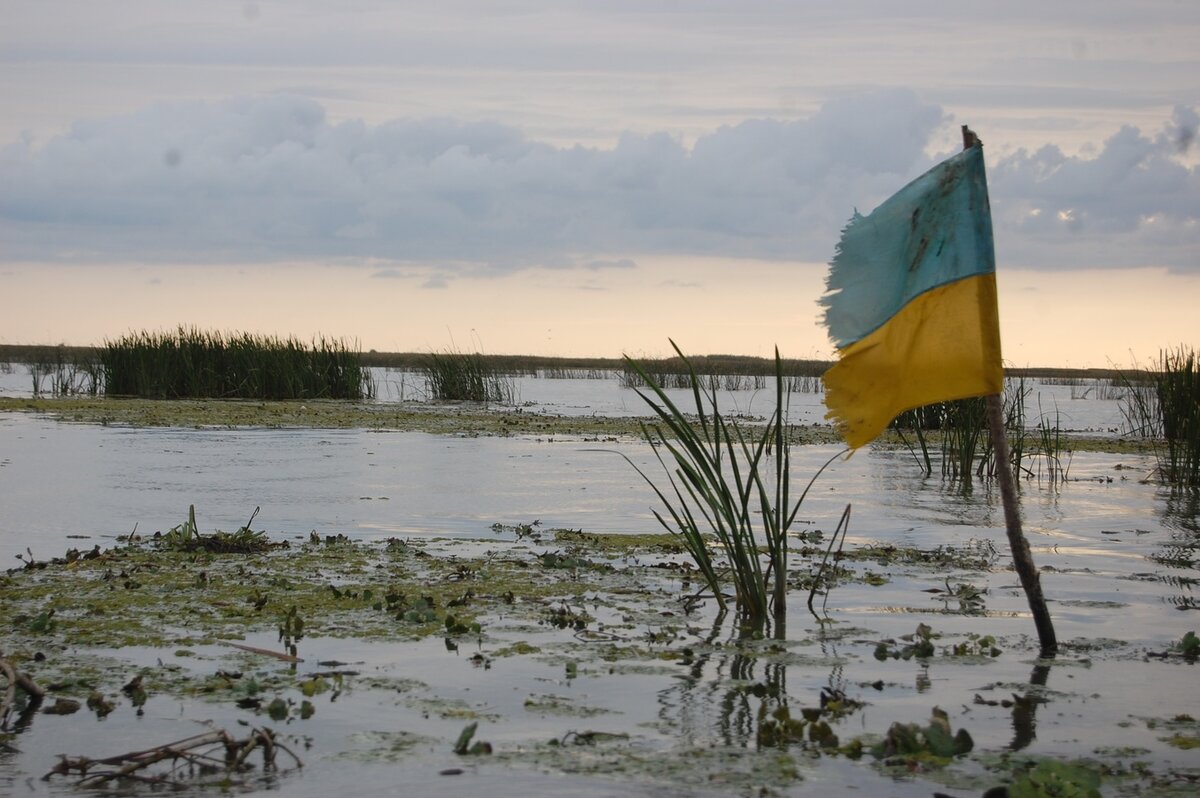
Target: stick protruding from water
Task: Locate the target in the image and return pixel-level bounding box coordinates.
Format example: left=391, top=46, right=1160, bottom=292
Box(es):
left=966, top=124, right=1057, bottom=657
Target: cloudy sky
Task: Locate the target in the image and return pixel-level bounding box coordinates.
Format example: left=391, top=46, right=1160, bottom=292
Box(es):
left=3, top=1, right=1198, bottom=367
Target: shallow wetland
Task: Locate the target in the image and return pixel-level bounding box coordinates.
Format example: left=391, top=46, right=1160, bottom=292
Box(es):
left=1, top=369, right=1197, bottom=796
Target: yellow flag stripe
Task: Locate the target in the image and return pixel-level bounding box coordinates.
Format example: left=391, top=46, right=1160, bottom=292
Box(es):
left=823, top=273, right=1003, bottom=449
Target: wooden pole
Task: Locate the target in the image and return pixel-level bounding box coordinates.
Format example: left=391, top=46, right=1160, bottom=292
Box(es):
left=986, top=393, right=1058, bottom=656
left=965, top=125, right=1058, bottom=658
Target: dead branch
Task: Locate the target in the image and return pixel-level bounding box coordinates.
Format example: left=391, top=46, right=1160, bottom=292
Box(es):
left=43, top=726, right=302, bottom=788
left=1, top=656, right=46, bottom=728
left=221, top=641, right=304, bottom=662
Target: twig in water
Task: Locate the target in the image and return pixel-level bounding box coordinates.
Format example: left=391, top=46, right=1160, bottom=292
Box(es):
left=1, top=655, right=46, bottom=728
left=807, top=504, right=852, bottom=619
left=221, top=641, right=304, bottom=662
left=43, top=726, right=302, bottom=788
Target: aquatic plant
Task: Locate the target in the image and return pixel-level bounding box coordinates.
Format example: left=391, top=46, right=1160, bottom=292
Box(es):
left=158, top=505, right=275, bottom=554
left=1118, top=377, right=1161, bottom=438
left=622, top=341, right=840, bottom=630
left=1007, top=759, right=1102, bottom=798
left=870, top=707, right=974, bottom=764
left=101, top=327, right=373, bottom=400
left=620, top=353, right=826, bottom=394
left=421, top=348, right=514, bottom=403
left=892, top=396, right=991, bottom=481
left=892, top=376, right=1071, bottom=487
left=453, top=721, right=493, bottom=755
left=1172, top=630, right=1199, bottom=661
left=1031, top=396, right=1071, bottom=484
left=1119, top=347, right=1200, bottom=485
left=26, top=345, right=101, bottom=397
left=1155, top=347, right=1200, bottom=485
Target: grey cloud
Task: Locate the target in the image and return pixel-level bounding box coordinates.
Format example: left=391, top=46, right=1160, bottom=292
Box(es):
left=989, top=106, right=1200, bottom=269
left=1, top=92, right=1197, bottom=273
left=585, top=258, right=637, bottom=270
left=0, top=90, right=941, bottom=267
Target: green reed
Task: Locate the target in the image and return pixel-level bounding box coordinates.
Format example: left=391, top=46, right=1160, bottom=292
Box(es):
left=1117, top=347, right=1199, bottom=485
left=1157, top=348, right=1199, bottom=485
left=893, top=397, right=989, bottom=480
left=27, top=345, right=102, bottom=397
left=1136, top=347, right=1200, bottom=486
left=101, top=328, right=373, bottom=400
left=891, top=376, right=1069, bottom=486
left=421, top=349, right=514, bottom=403
left=620, top=341, right=840, bottom=630
left=620, top=354, right=826, bottom=394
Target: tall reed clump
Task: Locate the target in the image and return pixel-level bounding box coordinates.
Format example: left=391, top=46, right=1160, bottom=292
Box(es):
left=891, top=377, right=1070, bottom=485
left=421, top=349, right=514, bottom=403
left=1156, top=347, right=1200, bottom=485
left=620, top=355, right=826, bottom=394
left=101, top=328, right=373, bottom=400
left=1123, top=347, right=1200, bottom=486
left=27, top=345, right=102, bottom=397
left=621, top=341, right=839, bottom=631
left=893, top=397, right=990, bottom=480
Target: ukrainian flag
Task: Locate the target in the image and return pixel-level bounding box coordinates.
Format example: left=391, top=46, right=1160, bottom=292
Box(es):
left=821, top=145, right=1003, bottom=449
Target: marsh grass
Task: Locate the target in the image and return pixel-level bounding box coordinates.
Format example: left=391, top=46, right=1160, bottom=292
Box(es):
left=893, top=377, right=1070, bottom=486
left=1030, top=397, right=1070, bottom=484
left=940, top=397, right=989, bottom=481
left=101, top=328, right=372, bottom=400
left=26, top=345, right=101, bottom=397
left=158, top=504, right=276, bottom=554
left=1122, top=347, right=1200, bottom=485
left=1156, top=347, right=1200, bottom=485
left=893, top=397, right=990, bottom=481
left=619, top=341, right=841, bottom=630
left=620, top=355, right=825, bottom=394
left=421, top=349, right=515, bottom=403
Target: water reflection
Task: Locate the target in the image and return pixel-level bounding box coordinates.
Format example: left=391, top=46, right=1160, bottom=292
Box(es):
left=1154, top=487, right=1200, bottom=610
left=1160, top=487, right=1200, bottom=536
left=657, top=612, right=854, bottom=753
left=1008, top=663, right=1051, bottom=751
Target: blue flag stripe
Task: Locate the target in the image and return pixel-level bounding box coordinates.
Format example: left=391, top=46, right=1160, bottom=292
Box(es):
left=820, top=147, right=995, bottom=350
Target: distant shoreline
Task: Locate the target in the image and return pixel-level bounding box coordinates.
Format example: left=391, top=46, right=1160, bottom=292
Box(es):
left=0, top=343, right=1136, bottom=381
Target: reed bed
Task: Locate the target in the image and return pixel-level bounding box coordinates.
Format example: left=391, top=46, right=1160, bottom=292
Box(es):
left=421, top=349, right=515, bottom=403
left=1122, top=347, right=1200, bottom=486
left=891, top=377, right=1069, bottom=485
left=101, top=328, right=373, bottom=400
left=1154, top=347, right=1200, bottom=486
left=893, top=398, right=988, bottom=479
left=1068, top=379, right=1128, bottom=401
left=620, top=355, right=826, bottom=394
left=25, top=346, right=102, bottom=397
left=539, top=367, right=613, bottom=380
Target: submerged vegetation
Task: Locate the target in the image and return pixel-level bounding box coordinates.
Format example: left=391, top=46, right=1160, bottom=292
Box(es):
left=100, top=328, right=373, bottom=400
left=2, top=507, right=1193, bottom=796
left=2, top=341, right=1196, bottom=795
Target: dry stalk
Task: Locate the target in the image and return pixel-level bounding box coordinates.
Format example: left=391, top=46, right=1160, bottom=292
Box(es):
left=1, top=655, right=46, bottom=728
left=43, top=726, right=302, bottom=788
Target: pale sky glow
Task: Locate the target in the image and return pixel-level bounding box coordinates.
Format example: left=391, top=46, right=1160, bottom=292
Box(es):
left=3, top=1, right=1198, bottom=367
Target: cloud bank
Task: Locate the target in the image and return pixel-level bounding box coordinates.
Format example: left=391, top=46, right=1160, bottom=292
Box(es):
left=2, top=91, right=1196, bottom=273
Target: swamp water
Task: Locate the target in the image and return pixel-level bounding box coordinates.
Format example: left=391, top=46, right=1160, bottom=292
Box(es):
left=1, top=374, right=1198, bottom=796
